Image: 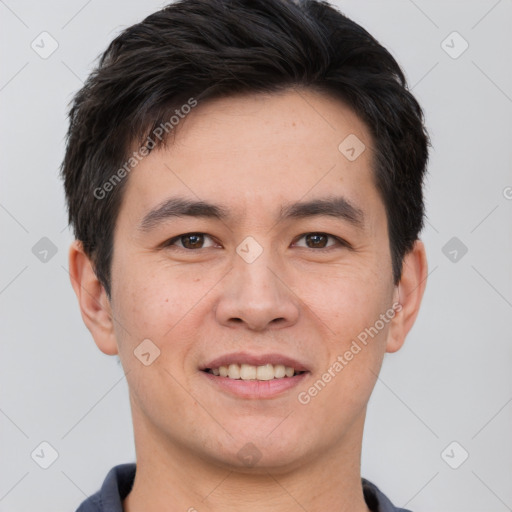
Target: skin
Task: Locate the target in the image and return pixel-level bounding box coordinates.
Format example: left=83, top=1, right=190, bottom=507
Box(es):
left=69, top=88, right=427, bottom=512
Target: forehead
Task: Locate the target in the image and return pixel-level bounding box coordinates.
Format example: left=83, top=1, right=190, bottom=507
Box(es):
left=119, top=88, right=381, bottom=225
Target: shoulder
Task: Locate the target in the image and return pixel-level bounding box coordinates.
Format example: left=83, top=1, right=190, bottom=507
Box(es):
left=362, top=478, right=413, bottom=512
left=74, top=463, right=136, bottom=512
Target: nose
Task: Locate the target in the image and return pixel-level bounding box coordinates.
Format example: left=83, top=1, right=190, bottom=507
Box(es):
left=214, top=250, right=300, bottom=332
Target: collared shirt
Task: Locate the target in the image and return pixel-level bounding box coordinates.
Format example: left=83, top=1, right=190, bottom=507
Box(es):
left=75, top=463, right=412, bottom=512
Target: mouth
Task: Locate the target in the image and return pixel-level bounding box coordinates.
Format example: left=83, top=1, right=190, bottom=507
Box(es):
left=199, top=352, right=310, bottom=399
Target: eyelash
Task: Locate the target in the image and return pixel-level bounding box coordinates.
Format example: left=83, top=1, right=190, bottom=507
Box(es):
left=163, top=232, right=350, bottom=251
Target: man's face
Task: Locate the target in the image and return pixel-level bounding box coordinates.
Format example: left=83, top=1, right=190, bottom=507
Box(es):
left=109, top=89, right=398, bottom=470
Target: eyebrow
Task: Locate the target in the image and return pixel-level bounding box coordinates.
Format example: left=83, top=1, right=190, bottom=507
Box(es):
left=139, top=198, right=229, bottom=232
left=279, top=196, right=364, bottom=227
left=138, top=196, right=365, bottom=232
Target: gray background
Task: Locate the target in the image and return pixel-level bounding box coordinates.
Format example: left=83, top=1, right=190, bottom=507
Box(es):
left=1, top=1, right=511, bottom=511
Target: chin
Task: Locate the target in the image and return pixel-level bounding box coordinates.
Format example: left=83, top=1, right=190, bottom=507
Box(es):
left=213, top=445, right=309, bottom=475
left=212, top=423, right=311, bottom=470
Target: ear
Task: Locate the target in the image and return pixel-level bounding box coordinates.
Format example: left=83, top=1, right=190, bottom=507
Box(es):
left=68, top=240, right=118, bottom=355
left=386, top=240, right=428, bottom=353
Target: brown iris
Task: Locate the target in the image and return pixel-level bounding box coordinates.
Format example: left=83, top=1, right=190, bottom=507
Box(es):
left=180, top=233, right=205, bottom=249
left=304, top=233, right=329, bottom=248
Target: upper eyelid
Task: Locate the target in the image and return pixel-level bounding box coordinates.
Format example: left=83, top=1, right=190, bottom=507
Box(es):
left=166, top=232, right=218, bottom=247
left=292, top=233, right=350, bottom=249
left=293, top=233, right=339, bottom=242
left=165, top=232, right=347, bottom=248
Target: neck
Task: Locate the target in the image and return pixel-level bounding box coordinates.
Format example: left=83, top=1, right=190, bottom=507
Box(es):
left=123, top=406, right=371, bottom=512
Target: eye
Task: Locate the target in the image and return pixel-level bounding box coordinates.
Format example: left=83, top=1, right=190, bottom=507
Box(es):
left=293, top=232, right=346, bottom=249
left=165, top=232, right=218, bottom=250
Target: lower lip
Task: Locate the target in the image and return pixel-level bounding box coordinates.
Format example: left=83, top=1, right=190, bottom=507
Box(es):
left=200, top=370, right=309, bottom=399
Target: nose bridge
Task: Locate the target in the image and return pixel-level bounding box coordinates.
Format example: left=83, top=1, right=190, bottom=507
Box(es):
left=215, top=240, right=299, bottom=331
left=236, top=248, right=279, bottom=299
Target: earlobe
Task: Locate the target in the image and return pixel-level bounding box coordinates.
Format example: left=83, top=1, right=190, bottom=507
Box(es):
left=68, top=240, right=119, bottom=356
left=386, top=240, right=428, bottom=353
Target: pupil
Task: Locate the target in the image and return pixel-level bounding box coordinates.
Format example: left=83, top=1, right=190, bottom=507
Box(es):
left=306, top=233, right=326, bottom=248
left=184, top=234, right=203, bottom=249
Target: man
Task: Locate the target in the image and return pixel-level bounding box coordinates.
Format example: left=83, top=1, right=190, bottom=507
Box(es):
left=62, top=0, right=429, bottom=510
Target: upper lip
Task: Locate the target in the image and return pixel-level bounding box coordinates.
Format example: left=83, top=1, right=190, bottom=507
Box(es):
left=201, top=352, right=310, bottom=372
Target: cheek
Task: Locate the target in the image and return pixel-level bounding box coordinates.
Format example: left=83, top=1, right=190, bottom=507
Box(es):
left=113, top=256, right=187, bottom=328
left=109, top=263, right=209, bottom=428
left=292, top=265, right=392, bottom=343
left=292, top=266, right=392, bottom=405
left=110, top=257, right=220, bottom=367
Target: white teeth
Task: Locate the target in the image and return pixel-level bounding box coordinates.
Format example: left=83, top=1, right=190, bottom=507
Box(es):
left=240, top=363, right=257, bottom=380
left=208, top=363, right=300, bottom=380
left=256, top=364, right=274, bottom=381
left=228, top=363, right=240, bottom=379
left=274, top=364, right=286, bottom=378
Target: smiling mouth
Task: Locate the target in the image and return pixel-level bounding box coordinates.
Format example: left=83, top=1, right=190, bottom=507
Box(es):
left=202, top=363, right=307, bottom=381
